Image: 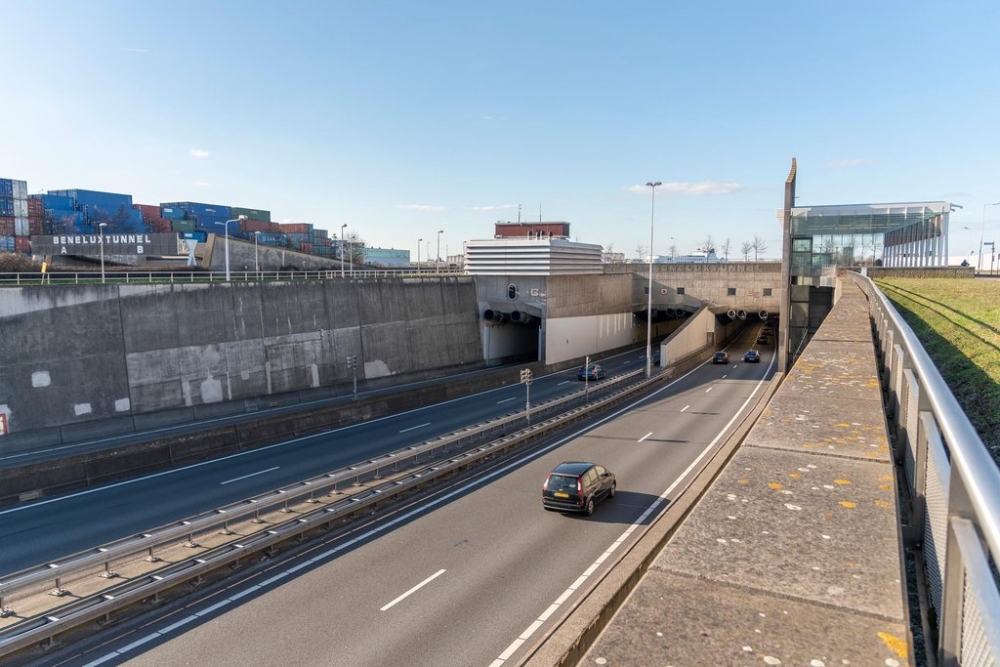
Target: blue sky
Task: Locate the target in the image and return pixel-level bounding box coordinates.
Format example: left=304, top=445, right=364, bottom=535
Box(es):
left=2, top=1, right=999, bottom=262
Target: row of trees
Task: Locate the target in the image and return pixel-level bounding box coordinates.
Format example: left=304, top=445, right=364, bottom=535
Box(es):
left=626, top=234, right=771, bottom=262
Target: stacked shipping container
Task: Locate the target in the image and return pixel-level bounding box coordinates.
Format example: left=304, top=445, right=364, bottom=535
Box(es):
left=0, top=177, right=30, bottom=253
left=2, top=176, right=371, bottom=264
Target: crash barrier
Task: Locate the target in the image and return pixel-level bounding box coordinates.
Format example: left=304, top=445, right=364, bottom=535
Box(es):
left=854, top=272, right=1000, bottom=665
left=0, top=365, right=672, bottom=660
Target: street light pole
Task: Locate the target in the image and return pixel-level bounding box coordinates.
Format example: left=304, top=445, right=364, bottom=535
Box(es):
left=215, top=216, right=246, bottom=282
left=436, top=229, right=443, bottom=273
left=979, top=201, right=1000, bottom=274
left=645, top=181, right=661, bottom=378
left=98, top=222, right=108, bottom=284
left=340, top=224, right=347, bottom=278
left=254, top=231, right=260, bottom=275
left=417, top=238, right=422, bottom=274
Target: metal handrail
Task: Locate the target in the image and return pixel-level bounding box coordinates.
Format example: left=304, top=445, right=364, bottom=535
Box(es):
left=0, top=267, right=469, bottom=286
left=852, top=272, right=1000, bottom=665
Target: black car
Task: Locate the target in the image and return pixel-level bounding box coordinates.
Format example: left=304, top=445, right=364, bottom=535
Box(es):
left=542, top=461, right=616, bottom=515
left=743, top=349, right=761, bottom=363
left=713, top=351, right=729, bottom=364
left=578, top=363, right=606, bottom=381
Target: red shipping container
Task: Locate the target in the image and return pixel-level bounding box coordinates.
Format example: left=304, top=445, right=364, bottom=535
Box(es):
left=29, top=217, right=44, bottom=235
left=299, top=242, right=313, bottom=253
left=241, top=218, right=274, bottom=233
left=14, top=236, right=31, bottom=253
left=150, top=217, right=172, bottom=233
left=133, top=204, right=162, bottom=222
left=0, top=216, right=13, bottom=236
left=28, top=198, right=43, bottom=216
left=281, top=223, right=313, bottom=234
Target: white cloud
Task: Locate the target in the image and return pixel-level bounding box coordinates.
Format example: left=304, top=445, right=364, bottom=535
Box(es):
left=469, top=204, right=519, bottom=211
left=826, top=158, right=873, bottom=169
left=190, top=148, right=210, bottom=158
left=625, top=181, right=744, bottom=196
left=397, top=204, right=447, bottom=212
left=193, top=181, right=210, bottom=188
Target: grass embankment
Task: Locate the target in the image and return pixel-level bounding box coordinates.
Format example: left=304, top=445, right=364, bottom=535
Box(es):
left=874, top=278, right=1000, bottom=465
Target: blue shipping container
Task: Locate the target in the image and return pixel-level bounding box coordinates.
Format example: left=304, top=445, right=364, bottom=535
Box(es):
left=161, top=207, right=187, bottom=220
left=50, top=189, right=133, bottom=212
left=37, top=194, right=76, bottom=210
left=0, top=198, right=13, bottom=216
left=0, top=180, right=13, bottom=198
left=0, top=235, right=15, bottom=251
left=161, top=201, right=231, bottom=218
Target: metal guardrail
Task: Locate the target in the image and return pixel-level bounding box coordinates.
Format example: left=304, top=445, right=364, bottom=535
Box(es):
left=853, top=273, right=1000, bottom=666
left=0, top=366, right=660, bottom=659
left=0, top=267, right=467, bottom=286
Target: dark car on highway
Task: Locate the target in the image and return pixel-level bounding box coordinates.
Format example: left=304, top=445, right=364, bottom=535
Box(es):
left=542, top=461, right=616, bottom=515
left=743, top=349, right=761, bottom=363
left=713, top=351, right=729, bottom=364
left=577, top=363, right=606, bottom=381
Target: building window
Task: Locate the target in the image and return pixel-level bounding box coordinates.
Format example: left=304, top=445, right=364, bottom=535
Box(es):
left=763, top=288, right=773, bottom=297
left=727, top=287, right=736, bottom=296
left=644, top=286, right=649, bottom=295
left=677, top=287, right=685, bottom=295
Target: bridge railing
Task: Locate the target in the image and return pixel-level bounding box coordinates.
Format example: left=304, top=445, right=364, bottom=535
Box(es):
left=853, top=272, right=1000, bottom=666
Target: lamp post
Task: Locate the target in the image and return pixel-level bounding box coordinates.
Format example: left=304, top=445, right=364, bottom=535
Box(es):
left=254, top=231, right=261, bottom=275
left=979, top=201, right=1000, bottom=274
left=348, top=229, right=353, bottom=277
left=417, top=238, right=422, bottom=274
left=98, top=222, right=107, bottom=284
left=215, top=215, right=246, bottom=281
left=645, top=181, right=661, bottom=378
left=340, top=223, right=348, bottom=278
left=436, top=229, right=443, bottom=273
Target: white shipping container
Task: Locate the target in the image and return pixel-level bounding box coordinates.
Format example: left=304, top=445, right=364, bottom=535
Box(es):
left=13, top=198, right=28, bottom=217
left=13, top=180, right=27, bottom=199
left=14, top=217, right=29, bottom=236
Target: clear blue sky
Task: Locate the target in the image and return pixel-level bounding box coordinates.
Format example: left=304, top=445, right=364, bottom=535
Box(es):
left=2, top=1, right=999, bottom=262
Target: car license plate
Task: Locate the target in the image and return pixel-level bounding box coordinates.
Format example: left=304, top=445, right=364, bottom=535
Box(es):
left=554, top=492, right=569, bottom=498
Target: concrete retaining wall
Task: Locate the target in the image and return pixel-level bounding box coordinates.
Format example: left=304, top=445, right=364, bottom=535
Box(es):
left=0, top=277, right=483, bottom=445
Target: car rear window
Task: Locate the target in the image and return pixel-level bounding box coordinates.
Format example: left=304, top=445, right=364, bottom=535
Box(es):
left=545, top=474, right=579, bottom=492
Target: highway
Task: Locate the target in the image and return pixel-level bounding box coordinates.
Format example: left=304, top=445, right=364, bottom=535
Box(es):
left=9, top=332, right=776, bottom=666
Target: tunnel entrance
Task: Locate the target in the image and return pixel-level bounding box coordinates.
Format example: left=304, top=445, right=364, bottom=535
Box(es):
left=482, top=308, right=541, bottom=366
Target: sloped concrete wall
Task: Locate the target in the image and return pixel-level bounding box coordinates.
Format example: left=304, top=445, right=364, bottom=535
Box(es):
left=0, top=277, right=482, bottom=439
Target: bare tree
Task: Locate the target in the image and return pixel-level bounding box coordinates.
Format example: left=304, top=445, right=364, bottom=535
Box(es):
left=636, top=244, right=647, bottom=261
left=741, top=240, right=753, bottom=262
left=701, top=235, right=715, bottom=255
left=668, top=243, right=678, bottom=260
left=720, top=237, right=731, bottom=261
left=752, top=235, right=768, bottom=261
left=820, top=236, right=836, bottom=254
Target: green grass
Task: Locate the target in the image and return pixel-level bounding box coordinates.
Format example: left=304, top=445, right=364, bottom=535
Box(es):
left=874, top=278, right=1000, bottom=464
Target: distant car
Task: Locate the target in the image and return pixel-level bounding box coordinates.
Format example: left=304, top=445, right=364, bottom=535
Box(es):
left=713, top=351, right=729, bottom=364
left=756, top=335, right=769, bottom=344
left=578, top=363, right=606, bottom=381
left=542, top=461, right=616, bottom=515
left=744, top=349, right=761, bottom=363
left=651, top=349, right=661, bottom=366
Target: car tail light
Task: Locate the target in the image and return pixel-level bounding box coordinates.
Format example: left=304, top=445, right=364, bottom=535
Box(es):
left=543, top=474, right=551, bottom=492
left=577, top=477, right=583, bottom=504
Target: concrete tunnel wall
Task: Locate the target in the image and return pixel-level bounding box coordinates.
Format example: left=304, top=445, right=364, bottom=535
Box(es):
left=0, top=277, right=483, bottom=437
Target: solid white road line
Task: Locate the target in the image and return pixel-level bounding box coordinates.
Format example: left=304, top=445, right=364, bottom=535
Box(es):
left=497, top=397, right=518, bottom=404
left=638, top=432, right=652, bottom=442
left=220, top=467, right=280, bottom=485
left=380, top=569, right=447, bottom=611
left=399, top=422, right=431, bottom=433
left=557, top=381, right=570, bottom=386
